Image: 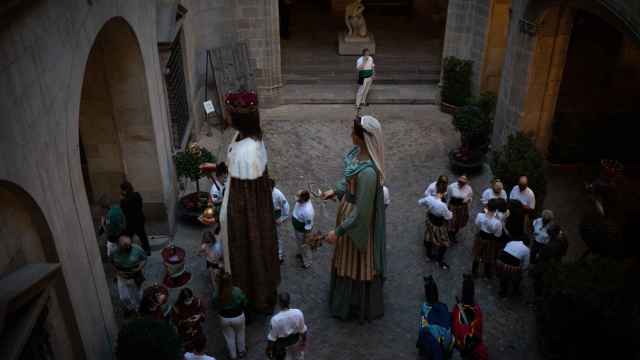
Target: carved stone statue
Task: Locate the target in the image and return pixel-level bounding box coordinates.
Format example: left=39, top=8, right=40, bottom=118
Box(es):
left=345, top=0, right=368, bottom=38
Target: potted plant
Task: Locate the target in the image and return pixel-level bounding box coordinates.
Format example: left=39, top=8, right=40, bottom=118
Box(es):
left=441, top=56, right=473, bottom=114
left=490, top=132, right=547, bottom=206
left=116, top=318, right=183, bottom=360
left=448, top=92, right=496, bottom=174
left=174, top=142, right=216, bottom=223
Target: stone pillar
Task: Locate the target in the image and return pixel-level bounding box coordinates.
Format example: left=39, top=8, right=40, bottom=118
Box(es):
left=236, top=0, right=283, bottom=107
left=440, top=0, right=492, bottom=95
left=492, top=0, right=572, bottom=153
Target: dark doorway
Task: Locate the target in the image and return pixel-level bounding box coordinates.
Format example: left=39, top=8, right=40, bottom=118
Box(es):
left=549, top=9, right=640, bottom=163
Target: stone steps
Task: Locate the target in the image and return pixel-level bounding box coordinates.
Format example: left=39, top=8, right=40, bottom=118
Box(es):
left=282, top=83, right=438, bottom=104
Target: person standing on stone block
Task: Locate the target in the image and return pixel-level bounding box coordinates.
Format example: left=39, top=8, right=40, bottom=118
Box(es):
left=111, top=234, right=147, bottom=316
left=120, top=181, right=151, bottom=255
left=356, top=48, right=375, bottom=111
left=218, top=90, right=280, bottom=313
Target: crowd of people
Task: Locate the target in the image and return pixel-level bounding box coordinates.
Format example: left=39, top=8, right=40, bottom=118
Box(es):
left=416, top=174, right=569, bottom=359
left=100, top=86, right=568, bottom=359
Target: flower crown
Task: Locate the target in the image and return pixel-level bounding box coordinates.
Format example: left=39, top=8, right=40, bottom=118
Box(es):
left=224, top=90, right=258, bottom=114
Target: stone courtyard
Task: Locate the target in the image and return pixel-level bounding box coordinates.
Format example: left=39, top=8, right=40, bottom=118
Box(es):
left=121, top=104, right=543, bottom=360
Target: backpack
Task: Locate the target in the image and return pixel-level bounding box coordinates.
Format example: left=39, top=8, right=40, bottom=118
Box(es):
left=417, top=303, right=454, bottom=360
left=105, top=206, right=126, bottom=238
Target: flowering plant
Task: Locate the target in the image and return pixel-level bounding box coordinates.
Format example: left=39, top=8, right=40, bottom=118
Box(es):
left=224, top=91, right=258, bottom=113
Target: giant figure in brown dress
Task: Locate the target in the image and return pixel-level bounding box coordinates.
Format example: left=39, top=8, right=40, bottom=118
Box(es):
left=218, top=91, right=280, bottom=313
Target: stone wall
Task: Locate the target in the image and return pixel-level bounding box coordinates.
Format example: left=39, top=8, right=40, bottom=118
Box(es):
left=235, top=0, right=283, bottom=107
left=0, top=1, right=177, bottom=358
left=441, top=0, right=492, bottom=94
left=491, top=0, right=640, bottom=151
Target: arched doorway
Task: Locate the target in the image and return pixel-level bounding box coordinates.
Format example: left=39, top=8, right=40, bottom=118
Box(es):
left=0, top=181, right=83, bottom=360
left=79, top=17, right=167, bottom=251
left=520, top=1, right=640, bottom=162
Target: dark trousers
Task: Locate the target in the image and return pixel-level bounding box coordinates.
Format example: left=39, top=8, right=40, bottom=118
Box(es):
left=498, top=252, right=522, bottom=297
left=425, top=242, right=447, bottom=263
left=127, top=222, right=150, bottom=253
left=530, top=240, right=545, bottom=264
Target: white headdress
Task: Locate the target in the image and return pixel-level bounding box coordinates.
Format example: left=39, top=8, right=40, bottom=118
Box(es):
left=360, top=115, right=385, bottom=185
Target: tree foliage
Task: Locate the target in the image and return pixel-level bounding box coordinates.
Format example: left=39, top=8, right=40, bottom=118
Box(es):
left=490, top=132, right=547, bottom=206
left=441, top=56, right=473, bottom=107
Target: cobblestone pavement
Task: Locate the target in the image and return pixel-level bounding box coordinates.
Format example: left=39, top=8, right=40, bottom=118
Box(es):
left=117, top=105, right=542, bottom=360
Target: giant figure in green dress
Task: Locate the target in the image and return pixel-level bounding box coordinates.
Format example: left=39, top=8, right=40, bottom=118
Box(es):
left=323, top=115, right=386, bottom=322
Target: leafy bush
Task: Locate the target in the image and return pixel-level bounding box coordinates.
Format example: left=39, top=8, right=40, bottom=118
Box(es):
left=441, top=57, right=473, bottom=107
left=490, top=132, right=547, bottom=206
left=452, top=92, right=497, bottom=153
left=537, top=258, right=640, bottom=359
left=116, top=318, right=183, bottom=360
left=174, top=143, right=215, bottom=194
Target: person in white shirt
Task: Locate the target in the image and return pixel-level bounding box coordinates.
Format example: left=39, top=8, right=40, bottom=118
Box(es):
left=184, top=337, right=216, bottom=360
left=481, top=179, right=507, bottom=207
left=267, top=292, right=308, bottom=360
left=509, top=176, right=536, bottom=232
left=530, top=209, right=554, bottom=263
left=355, top=48, right=375, bottom=110
left=209, top=162, right=228, bottom=216
left=292, top=190, right=314, bottom=269
left=424, top=174, right=449, bottom=198
left=497, top=235, right=530, bottom=298
left=447, top=175, right=473, bottom=243
left=383, top=185, right=390, bottom=209
left=419, top=182, right=453, bottom=270
left=271, top=179, right=290, bottom=263
left=471, top=199, right=503, bottom=279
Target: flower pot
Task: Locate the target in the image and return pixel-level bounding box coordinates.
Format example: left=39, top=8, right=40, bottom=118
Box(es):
left=161, top=245, right=191, bottom=288
left=177, top=191, right=211, bottom=224
left=448, top=149, right=485, bottom=174
left=440, top=102, right=458, bottom=115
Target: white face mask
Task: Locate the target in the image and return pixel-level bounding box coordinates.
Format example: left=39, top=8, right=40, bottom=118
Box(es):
left=184, top=298, right=193, bottom=306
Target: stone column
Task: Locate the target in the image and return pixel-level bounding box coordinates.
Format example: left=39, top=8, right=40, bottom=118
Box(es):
left=236, top=0, right=283, bottom=107
left=440, top=0, right=492, bottom=95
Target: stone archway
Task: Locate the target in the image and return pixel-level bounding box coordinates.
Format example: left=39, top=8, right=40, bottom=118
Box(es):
left=519, top=1, right=640, bottom=160
left=0, top=181, right=83, bottom=360
left=79, top=17, right=167, bottom=235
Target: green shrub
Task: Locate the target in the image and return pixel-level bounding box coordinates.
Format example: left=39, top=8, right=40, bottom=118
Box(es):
left=537, top=258, right=640, bottom=359
left=116, top=318, right=183, bottom=360
left=441, top=57, right=473, bottom=107
left=452, top=92, right=497, bottom=153
left=174, top=143, right=215, bottom=194
left=490, top=132, right=546, bottom=206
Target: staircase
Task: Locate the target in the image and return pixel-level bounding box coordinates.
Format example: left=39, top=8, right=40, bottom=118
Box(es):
left=281, top=8, right=443, bottom=104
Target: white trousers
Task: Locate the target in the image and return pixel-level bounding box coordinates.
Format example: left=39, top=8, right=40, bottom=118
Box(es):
left=356, top=77, right=373, bottom=107
left=295, top=231, right=312, bottom=267
left=116, top=276, right=142, bottom=311
left=220, top=313, right=246, bottom=359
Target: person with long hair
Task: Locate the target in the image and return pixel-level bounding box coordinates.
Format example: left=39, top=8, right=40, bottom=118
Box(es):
left=322, top=115, right=386, bottom=322
left=170, top=288, right=206, bottom=353
left=424, top=174, right=449, bottom=198
left=218, top=91, right=280, bottom=313
left=216, top=273, right=248, bottom=359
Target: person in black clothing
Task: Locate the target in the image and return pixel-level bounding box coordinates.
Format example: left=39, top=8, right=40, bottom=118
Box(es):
left=120, top=181, right=151, bottom=255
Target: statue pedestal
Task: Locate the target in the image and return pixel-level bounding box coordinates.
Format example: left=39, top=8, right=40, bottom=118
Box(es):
left=338, top=32, right=376, bottom=55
